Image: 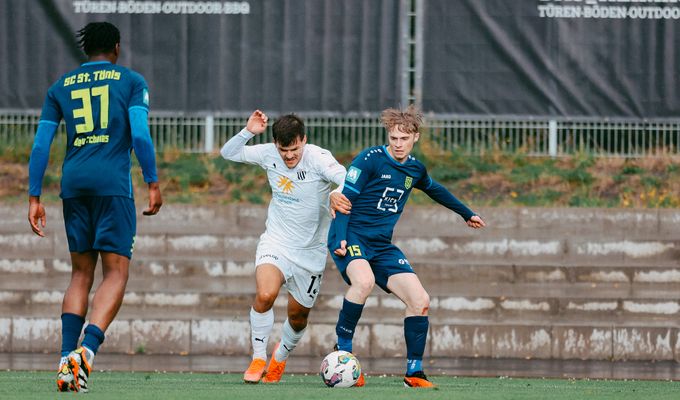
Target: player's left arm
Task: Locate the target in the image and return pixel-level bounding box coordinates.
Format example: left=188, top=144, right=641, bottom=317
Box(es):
left=416, top=172, right=486, bottom=229
left=129, top=73, right=162, bottom=216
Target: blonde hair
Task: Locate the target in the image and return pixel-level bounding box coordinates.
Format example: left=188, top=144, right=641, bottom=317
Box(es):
left=380, top=104, right=424, bottom=135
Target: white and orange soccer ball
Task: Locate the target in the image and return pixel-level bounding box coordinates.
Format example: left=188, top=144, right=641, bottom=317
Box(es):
left=319, top=350, right=361, bottom=388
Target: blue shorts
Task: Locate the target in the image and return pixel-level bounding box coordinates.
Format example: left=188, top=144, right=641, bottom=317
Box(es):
left=62, top=196, right=136, bottom=259
left=329, top=234, right=415, bottom=293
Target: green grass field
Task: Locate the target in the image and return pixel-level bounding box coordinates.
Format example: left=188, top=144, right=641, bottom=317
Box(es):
left=1, top=372, right=678, bottom=400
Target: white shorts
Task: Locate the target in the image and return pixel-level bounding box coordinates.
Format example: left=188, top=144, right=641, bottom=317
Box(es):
left=255, top=239, right=327, bottom=309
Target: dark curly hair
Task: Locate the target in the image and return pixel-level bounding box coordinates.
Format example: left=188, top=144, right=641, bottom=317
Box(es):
left=77, top=22, right=120, bottom=56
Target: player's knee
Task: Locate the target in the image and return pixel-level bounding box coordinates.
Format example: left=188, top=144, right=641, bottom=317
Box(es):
left=71, top=269, right=95, bottom=285
left=288, top=313, right=309, bottom=331
left=353, top=276, right=375, bottom=297
left=409, top=292, right=430, bottom=315
left=105, top=267, right=129, bottom=285
left=255, top=291, right=278, bottom=309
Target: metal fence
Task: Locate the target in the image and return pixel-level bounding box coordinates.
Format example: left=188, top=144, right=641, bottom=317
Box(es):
left=2, top=110, right=680, bottom=158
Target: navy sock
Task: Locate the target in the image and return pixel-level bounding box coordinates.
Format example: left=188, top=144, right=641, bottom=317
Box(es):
left=81, top=324, right=105, bottom=355
left=61, top=313, right=85, bottom=357
left=335, top=298, right=364, bottom=353
left=404, top=316, right=429, bottom=375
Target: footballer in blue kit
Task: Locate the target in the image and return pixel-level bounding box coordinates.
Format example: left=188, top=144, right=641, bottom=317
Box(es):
left=329, top=105, right=486, bottom=388
left=27, top=22, right=162, bottom=393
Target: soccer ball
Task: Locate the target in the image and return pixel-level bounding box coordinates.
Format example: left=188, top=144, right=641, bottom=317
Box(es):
left=319, top=350, right=361, bottom=388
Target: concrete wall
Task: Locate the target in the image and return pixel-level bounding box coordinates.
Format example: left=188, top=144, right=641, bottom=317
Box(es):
left=1, top=204, right=680, bottom=361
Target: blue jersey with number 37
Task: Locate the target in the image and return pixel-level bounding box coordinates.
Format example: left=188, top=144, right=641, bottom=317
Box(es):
left=330, top=146, right=431, bottom=245
left=329, top=145, right=475, bottom=248
left=39, top=61, right=149, bottom=199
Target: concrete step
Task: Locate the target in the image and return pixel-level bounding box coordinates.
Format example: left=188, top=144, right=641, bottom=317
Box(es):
left=3, top=233, right=677, bottom=265
left=3, top=205, right=680, bottom=239
left=5, top=273, right=680, bottom=298
left=6, top=353, right=680, bottom=380
left=4, top=257, right=680, bottom=286
left=4, top=282, right=680, bottom=326
left=3, top=316, right=680, bottom=362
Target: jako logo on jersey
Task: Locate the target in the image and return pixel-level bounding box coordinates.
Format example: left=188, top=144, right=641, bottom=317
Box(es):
left=405, top=176, right=413, bottom=189
left=297, top=170, right=306, bottom=180
left=277, top=176, right=294, bottom=194
left=381, top=174, right=391, bottom=179
left=346, top=166, right=362, bottom=184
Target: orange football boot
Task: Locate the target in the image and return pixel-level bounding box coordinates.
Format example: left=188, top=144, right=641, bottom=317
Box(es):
left=243, top=358, right=267, bottom=383
left=262, top=343, right=287, bottom=383
left=354, top=372, right=365, bottom=387
left=403, top=371, right=435, bottom=388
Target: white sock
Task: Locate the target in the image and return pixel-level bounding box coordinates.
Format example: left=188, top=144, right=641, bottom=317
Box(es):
left=250, top=307, right=274, bottom=360
left=274, top=319, right=306, bottom=362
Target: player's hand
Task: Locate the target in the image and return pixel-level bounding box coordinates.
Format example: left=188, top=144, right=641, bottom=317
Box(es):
left=466, top=215, right=486, bottom=229
left=28, top=196, right=46, bottom=237
left=329, top=192, right=351, bottom=218
left=334, top=240, right=347, bottom=257
left=246, top=110, right=268, bottom=135
left=143, top=182, right=163, bottom=216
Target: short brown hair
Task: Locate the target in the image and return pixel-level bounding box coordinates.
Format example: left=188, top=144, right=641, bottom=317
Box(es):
left=381, top=104, right=424, bottom=134
left=272, top=114, right=305, bottom=146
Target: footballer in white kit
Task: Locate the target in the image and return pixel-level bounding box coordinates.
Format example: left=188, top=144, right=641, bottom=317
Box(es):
left=220, top=110, right=349, bottom=384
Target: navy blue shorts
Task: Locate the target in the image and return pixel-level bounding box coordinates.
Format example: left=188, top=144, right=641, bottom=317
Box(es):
left=329, top=234, right=415, bottom=293
left=62, top=196, right=136, bottom=259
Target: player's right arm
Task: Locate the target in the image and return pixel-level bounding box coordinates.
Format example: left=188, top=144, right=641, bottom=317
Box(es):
left=331, top=150, right=373, bottom=256
left=220, top=110, right=269, bottom=165
left=28, top=87, right=61, bottom=237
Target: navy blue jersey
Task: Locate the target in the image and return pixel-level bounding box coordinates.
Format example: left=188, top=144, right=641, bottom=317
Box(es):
left=330, top=145, right=475, bottom=247
left=340, top=146, right=428, bottom=243
left=39, top=61, right=150, bottom=199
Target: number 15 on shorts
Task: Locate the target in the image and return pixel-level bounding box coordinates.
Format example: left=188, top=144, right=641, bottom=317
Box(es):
left=347, top=244, right=362, bottom=257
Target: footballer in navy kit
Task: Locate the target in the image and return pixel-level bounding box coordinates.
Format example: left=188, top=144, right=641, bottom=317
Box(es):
left=27, top=22, right=162, bottom=393
left=328, top=105, right=486, bottom=388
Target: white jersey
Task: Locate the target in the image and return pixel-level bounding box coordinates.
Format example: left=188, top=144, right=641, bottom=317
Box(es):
left=221, top=129, right=346, bottom=251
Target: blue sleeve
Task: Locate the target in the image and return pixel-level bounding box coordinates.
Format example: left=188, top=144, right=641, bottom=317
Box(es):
left=128, top=71, right=150, bottom=111
left=417, top=174, right=475, bottom=221
left=331, top=150, right=374, bottom=249
left=28, top=121, right=59, bottom=196
left=40, top=86, right=62, bottom=124
left=129, top=107, right=158, bottom=183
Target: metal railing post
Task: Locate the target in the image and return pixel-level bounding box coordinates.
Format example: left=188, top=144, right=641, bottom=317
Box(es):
left=548, top=119, right=557, bottom=157
left=205, top=114, right=215, bottom=153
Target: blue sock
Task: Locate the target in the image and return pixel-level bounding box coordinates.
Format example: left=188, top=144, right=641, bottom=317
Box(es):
left=404, top=316, right=429, bottom=375
left=81, top=324, right=105, bottom=355
left=407, top=359, right=423, bottom=375
left=61, top=313, right=85, bottom=357
left=335, top=298, right=364, bottom=353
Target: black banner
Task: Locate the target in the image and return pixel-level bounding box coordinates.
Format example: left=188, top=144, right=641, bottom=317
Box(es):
left=0, top=0, right=401, bottom=113
left=3, top=0, right=679, bottom=117
left=423, top=0, right=680, bottom=118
